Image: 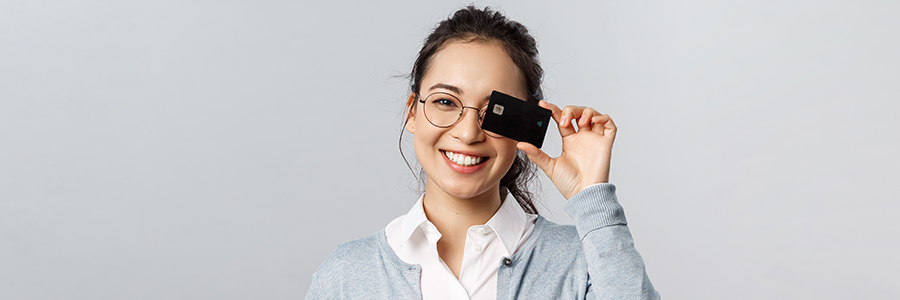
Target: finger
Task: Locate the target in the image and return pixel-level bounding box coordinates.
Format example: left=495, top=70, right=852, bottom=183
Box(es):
left=558, top=105, right=581, bottom=136
left=591, top=114, right=617, bottom=137
left=540, top=100, right=576, bottom=137
left=538, top=100, right=562, bottom=123
left=577, top=108, right=600, bottom=131
left=517, top=141, right=553, bottom=175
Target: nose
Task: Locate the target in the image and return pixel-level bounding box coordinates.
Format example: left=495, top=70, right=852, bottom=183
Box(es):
left=448, top=106, right=485, bottom=144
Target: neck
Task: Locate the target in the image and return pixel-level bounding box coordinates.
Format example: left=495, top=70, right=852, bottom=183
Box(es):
left=421, top=180, right=502, bottom=238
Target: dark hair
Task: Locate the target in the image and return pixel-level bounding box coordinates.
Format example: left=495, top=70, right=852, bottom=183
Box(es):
left=400, top=6, right=543, bottom=214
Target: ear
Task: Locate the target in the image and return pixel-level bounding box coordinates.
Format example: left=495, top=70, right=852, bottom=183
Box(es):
left=404, top=92, right=416, bottom=134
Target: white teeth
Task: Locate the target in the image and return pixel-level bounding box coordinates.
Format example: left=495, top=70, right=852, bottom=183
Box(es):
left=444, top=151, right=484, bottom=167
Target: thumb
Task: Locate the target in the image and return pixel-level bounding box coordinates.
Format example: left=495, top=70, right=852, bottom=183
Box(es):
left=517, top=142, right=553, bottom=175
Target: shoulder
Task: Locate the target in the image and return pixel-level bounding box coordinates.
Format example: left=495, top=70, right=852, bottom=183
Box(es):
left=307, top=233, right=384, bottom=299
left=501, top=217, right=590, bottom=297
left=527, top=217, right=585, bottom=258
left=534, top=217, right=581, bottom=244
left=315, top=232, right=388, bottom=275
left=311, top=230, right=417, bottom=280
left=307, top=231, right=420, bottom=299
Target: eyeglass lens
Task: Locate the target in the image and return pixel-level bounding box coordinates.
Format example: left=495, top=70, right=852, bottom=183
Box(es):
left=421, top=92, right=503, bottom=138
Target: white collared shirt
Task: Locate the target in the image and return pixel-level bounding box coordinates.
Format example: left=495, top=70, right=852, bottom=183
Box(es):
left=384, top=194, right=538, bottom=300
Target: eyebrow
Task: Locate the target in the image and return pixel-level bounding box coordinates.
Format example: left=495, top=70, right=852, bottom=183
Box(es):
left=427, top=83, right=493, bottom=103
left=428, top=83, right=463, bottom=95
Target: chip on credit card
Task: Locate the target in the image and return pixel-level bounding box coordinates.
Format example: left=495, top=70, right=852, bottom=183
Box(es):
left=481, top=91, right=552, bottom=148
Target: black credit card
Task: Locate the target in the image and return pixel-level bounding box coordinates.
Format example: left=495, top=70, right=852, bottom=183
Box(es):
left=481, top=91, right=552, bottom=148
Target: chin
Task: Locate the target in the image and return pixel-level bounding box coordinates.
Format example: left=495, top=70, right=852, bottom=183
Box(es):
left=438, top=180, right=497, bottom=200
left=447, top=189, right=486, bottom=200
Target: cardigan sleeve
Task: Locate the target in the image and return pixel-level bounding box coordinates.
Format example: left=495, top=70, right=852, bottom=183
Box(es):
left=563, top=183, right=660, bottom=300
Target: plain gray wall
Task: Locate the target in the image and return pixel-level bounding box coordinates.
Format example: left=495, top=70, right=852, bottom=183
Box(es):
left=2, top=0, right=898, bottom=299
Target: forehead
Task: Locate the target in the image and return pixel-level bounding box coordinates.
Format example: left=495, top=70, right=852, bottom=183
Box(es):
left=420, top=41, right=526, bottom=100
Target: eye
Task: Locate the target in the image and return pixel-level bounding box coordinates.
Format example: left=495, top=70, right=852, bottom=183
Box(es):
left=431, top=97, right=459, bottom=110
left=434, top=98, right=455, bottom=106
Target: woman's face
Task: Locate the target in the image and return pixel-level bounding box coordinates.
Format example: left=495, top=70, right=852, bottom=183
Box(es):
left=406, top=41, right=527, bottom=200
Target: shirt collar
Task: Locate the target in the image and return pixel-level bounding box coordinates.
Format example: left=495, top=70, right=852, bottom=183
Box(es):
left=387, top=194, right=431, bottom=248
left=388, top=192, right=531, bottom=256
left=484, top=192, right=530, bottom=255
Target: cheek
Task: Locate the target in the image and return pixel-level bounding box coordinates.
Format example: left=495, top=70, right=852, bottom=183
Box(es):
left=412, top=117, right=443, bottom=149
left=495, top=140, right=520, bottom=166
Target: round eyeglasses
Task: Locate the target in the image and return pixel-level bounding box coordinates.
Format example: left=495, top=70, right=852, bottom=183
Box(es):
left=418, top=92, right=503, bottom=138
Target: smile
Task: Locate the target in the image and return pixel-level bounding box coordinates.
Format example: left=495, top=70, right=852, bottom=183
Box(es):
left=442, top=150, right=487, bottom=167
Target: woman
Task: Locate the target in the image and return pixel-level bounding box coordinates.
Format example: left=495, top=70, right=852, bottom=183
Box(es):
left=307, top=6, right=658, bottom=299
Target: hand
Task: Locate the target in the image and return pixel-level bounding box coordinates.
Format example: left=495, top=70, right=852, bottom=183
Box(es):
left=517, top=100, right=616, bottom=200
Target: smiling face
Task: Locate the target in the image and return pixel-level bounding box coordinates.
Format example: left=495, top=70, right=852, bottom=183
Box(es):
left=406, top=40, right=527, bottom=201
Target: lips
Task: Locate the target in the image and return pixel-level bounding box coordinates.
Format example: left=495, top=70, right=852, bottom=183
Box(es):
left=442, top=150, right=488, bottom=167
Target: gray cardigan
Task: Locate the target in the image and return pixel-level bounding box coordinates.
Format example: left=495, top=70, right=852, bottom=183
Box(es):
left=305, top=184, right=660, bottom=299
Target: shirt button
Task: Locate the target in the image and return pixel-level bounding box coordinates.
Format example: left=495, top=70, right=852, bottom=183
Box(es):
left=502, top=258, right=512, bottom=266
left=473, top=243, right=483, bottom=252
left=477, top=227, right=488, bottom=235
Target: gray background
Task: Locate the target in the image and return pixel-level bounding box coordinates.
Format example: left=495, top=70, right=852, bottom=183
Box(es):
left=2, top=0, right=898, bottom=299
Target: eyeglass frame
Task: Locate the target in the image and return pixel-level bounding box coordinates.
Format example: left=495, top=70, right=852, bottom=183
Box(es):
left=416, top=91, right=505, bottom=138
left=416, top=91, right=490, bottom=127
